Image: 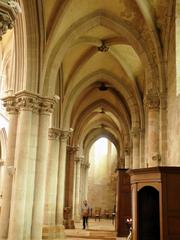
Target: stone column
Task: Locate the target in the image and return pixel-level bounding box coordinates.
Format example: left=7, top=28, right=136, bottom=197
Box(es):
left=144, top=91, right=160, bottom=167
left=84, top=163, right=89, bottom=201
left=159, top=93, right=167, bottom=165
left=124, top=146, right=130, bottom=169
left=72, top=158, right=77, bottom=219
left=131, top=128, right=140, bottom=169
left=64, top=146, right=78, bottom=229
left=65, top=146, right=78, bottom=209
left=44, top=128, right=60, bottom=225
left=80, top=160, right=89, bottom=205
left=23, top=106, right=39, bottom=239
left=139, top=129, right=145, bottom=168
left=80, top=161, right=85, bottom=204
left=74, top=157, right=81, bottom=222
left=119, top=156, right=125, bottom=169
left=0, top=96, right=18, bottom=239
left=31, top=98, right=55, bottom=240
left=43, top=128, right=61, bottom=239
left=56, top=130, right=70, bottom=225
left=8, top=93, right=37, bottom=240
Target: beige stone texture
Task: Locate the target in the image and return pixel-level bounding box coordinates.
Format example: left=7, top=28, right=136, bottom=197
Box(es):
left=0, top=0, right=180, bottom=239
left=87, top=140, right=117, bottom=213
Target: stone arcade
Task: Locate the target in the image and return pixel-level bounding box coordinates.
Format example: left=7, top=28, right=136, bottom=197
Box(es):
left=0, top=0, right=180, bottom=240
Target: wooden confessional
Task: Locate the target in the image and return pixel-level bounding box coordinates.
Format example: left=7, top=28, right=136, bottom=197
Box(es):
left=128, top=167, right=180, bottom=240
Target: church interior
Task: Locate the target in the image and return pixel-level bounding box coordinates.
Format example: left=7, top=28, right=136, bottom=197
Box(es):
left=0, top=0, right=180, bottom=239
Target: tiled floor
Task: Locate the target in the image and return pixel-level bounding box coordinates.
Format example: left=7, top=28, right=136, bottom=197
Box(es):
left=65, top=219, right=127, bottom=240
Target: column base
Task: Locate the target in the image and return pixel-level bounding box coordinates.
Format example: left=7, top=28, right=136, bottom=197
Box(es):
left=63, top=219, right=75, bottom=229
left=74, top=217, right=81, bottom=223
left=42, top=225, right=66, bottom=239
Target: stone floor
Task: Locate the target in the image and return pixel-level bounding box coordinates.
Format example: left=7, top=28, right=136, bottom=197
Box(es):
left=65, top=219, right=127, bottom=240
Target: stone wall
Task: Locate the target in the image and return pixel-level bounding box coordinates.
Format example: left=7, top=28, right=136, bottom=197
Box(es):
left=167, top=10, right=180, bottom=165
left=87, top=139, right=117, bottom=216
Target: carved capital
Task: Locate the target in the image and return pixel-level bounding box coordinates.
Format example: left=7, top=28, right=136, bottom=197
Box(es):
left=124, top=145, right=130, bottom=155
left=144, top=89, right=160, bottom=110
left=2, top=95, right=17, bottom=113
left=60, top=130, right=70, bottom=141
left=2, top=91, right=56, bottom=114
left=75, top=156, right=84, bottom=163
left=67, top=145, right=79, bottom=154
left=48, top=128, right=61, bottom=140
left=0, top=1, right=21, bottom=40
left=16, top=95, right=39, bottom=112
left=74, top=157, right=80, bottom=163
left=131, top=127, right=141, bottom=138
left=81, top=160, right=89, bottom=168
left=39, top=97, right=55, bottom=115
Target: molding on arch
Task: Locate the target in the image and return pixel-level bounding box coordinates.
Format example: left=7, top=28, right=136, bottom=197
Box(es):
left=70, top=99, right=130, bottom=147
left=83, top=129, right=120, bottom=155
left=62, top=69, right=141, bottom=129
left=77, top=117, right=121, bottom=149
left=134, top=0, right=165, bottom=92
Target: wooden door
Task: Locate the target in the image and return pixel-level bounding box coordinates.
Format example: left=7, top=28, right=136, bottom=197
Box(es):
left=138, top=186, right=160, bottom=240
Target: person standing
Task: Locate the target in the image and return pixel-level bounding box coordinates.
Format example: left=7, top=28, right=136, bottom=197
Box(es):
left=81, top=200, right=90, bottom=229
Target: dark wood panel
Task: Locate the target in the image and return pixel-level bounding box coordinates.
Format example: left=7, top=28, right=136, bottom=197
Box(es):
left=116, top=169, right=131, bottom=237
left=138, top=186, right=160, bottom=240
left=168, top=216, right=180, bottom=235
left=167, top=174, right=180, bottom=211
left=128, top=167, right=180, bottom=240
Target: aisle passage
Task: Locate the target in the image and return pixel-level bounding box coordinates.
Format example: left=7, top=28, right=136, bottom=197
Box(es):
left=65, top=219, right=126, bottom=240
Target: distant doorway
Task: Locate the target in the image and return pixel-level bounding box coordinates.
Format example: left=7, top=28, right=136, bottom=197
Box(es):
left=87, top=137, right=117, bottom=230
left=138, top=186, right=160, bottom=240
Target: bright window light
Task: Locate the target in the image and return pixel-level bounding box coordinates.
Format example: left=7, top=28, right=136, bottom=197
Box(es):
left=94, top=137, right=108, bottom=156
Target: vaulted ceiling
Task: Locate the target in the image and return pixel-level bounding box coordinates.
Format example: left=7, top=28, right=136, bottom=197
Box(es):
left=40, top=0, right=170, bottom=157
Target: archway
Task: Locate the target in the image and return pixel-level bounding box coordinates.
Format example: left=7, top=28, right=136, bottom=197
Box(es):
left=138, top=186, right=160, bottom=240
left=86, top=137, right=117, bottom=230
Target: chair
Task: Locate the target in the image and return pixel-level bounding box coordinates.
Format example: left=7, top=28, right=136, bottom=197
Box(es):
left=94, top=207, right=101, bottom=221
left=104, top=209, right=111, bottom=219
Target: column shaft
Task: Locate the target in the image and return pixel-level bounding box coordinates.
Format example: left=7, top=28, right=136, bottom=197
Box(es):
left=65, top=146, right=77, bottom=209
left=0, top=99, right=17, bottom=239
left=56, top=131, right=69, bottom=224
left=80, top=164, right=85, bottom=204
left=23, top=111, right=39, bottom=239
left=131, top=128, right=140, bottom=169
left=145, top=91, right=160, bottom=167
left=74, top=159, right=81, bottom=221
left=140, top=131, right=145, bottom=168
left=124, top=147, right=130, bottom=169
left=44, top=128, right=60, bottom=226
left=84, top=165, right=89, bottom=200
left=79, top=158, right=87, bottom=210
left=31, top=111, right=51, bottom=239
left=148, top=110, right=160, bottom=166
left=72, top=160, right=77, bottom=219
left=8, top=109, right=33, bottom=240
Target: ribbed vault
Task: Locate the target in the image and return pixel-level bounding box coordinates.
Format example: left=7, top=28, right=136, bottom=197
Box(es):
left=38, top=0, right=170, bottom=168
left=9, top=0, right=171, bottom=168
